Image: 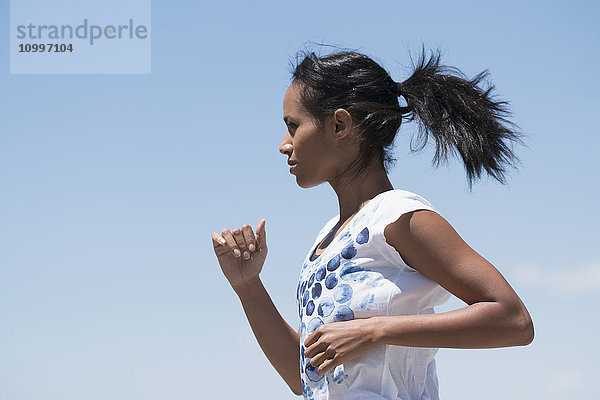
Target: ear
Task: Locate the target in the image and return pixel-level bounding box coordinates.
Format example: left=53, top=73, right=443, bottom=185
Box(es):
left=333, top=108, right=353, bottom=138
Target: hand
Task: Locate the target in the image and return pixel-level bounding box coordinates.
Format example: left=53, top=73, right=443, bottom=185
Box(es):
left=211, top=218, right=268, bottom=292
left=303, top=317, right=381, bottom=376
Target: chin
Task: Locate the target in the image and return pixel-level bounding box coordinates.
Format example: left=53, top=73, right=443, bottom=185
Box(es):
left=296, top=175, right=324, bottom=189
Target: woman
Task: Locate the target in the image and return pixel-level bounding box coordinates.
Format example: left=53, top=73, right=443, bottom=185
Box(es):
left=211, top=48, right=534, bottom=400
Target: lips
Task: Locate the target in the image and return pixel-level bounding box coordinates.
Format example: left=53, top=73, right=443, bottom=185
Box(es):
left=288, top=161, right=297, bottom=173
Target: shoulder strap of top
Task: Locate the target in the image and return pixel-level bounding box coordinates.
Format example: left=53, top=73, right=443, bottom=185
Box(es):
left=370, top=190, right=439, bottom=272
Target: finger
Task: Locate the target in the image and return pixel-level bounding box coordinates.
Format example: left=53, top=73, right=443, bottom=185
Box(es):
left=211, top=232, right=228, bottom=255
left=304, top=338, right=329, bottom=358
left=303, top=328, right=322, bottom=348
left=307, top=347, right=335, bottom=369
left=231, top=228, right=249, bottom=260
left=317, top=357, right=341, bottom=376
left=241, top=224, right=256, bottom=254
left=211, top=232, right=227, bottom=248
left=256, top=218, right=266, bottom=252
left=221, top=229, right=241, bottom=258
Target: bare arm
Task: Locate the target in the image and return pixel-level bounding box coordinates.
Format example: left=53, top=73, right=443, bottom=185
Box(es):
left=375, top=209, right=534, bottom=348
left=212, top=219, right=302, bottom=395
left=234, top=278, right=302, bottom=395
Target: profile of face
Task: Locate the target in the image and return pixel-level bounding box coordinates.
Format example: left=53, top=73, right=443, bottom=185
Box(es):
left=279, top=82, right=358, bottom=188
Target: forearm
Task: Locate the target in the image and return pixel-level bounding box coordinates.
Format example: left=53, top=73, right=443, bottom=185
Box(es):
left=374, top=301, right=534, bottom=349
left=234, top=278, right=302, bottom=395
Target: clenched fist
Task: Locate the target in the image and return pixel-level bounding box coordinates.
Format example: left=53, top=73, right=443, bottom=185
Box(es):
left=212, top=218, right=268, bottom=292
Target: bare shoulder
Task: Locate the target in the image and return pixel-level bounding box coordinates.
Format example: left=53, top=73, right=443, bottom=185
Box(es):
left=383, top=208, right=519, bottom=307
left=383, top=209, right=485, bottom=295
left=383, top=209, right=468, bottom=266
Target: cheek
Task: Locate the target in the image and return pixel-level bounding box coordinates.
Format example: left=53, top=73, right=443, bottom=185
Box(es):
left=295, top=127, right=332, bottom=166
left=302, top=144, right=329, bottom=170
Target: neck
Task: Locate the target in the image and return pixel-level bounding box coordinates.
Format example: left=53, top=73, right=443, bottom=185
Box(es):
left=329, top=161, right=394, bottom=222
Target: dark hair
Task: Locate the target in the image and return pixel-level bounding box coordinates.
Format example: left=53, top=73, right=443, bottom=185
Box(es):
left=289, top=45, right=524, bottom=189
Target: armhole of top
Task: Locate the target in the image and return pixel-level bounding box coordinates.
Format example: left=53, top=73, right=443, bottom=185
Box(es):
left=371, top=193, right=440, bottom=273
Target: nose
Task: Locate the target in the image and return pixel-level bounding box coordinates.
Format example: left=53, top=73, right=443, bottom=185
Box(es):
left=279, top=135, right=292, bottom=156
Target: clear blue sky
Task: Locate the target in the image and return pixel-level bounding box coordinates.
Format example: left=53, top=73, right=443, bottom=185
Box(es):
left=1, top=1, right=599, bottom=399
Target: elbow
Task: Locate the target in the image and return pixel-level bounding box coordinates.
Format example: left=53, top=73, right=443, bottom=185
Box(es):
left=519, top=314, right=535, bottom=346
left=509, top=306, right=535, bottom=346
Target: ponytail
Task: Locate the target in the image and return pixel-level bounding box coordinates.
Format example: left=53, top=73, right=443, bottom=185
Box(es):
left=290, top=46, right=524, bottom=188
left=397, top=49, right=524, bottom=188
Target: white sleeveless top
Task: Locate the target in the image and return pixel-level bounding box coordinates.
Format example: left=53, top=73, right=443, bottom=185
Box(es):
left=296, top=189, right=451, bottom=400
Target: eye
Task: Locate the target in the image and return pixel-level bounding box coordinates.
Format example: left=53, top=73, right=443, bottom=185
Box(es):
left=287, top=123, right=297, bottom=135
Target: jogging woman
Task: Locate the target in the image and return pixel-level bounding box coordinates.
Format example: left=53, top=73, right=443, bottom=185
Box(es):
left=211, top=48, right=534, bottom=400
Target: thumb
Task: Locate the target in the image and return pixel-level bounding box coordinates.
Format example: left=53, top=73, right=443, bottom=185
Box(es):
left=256, top=218, right=267, bottom=250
